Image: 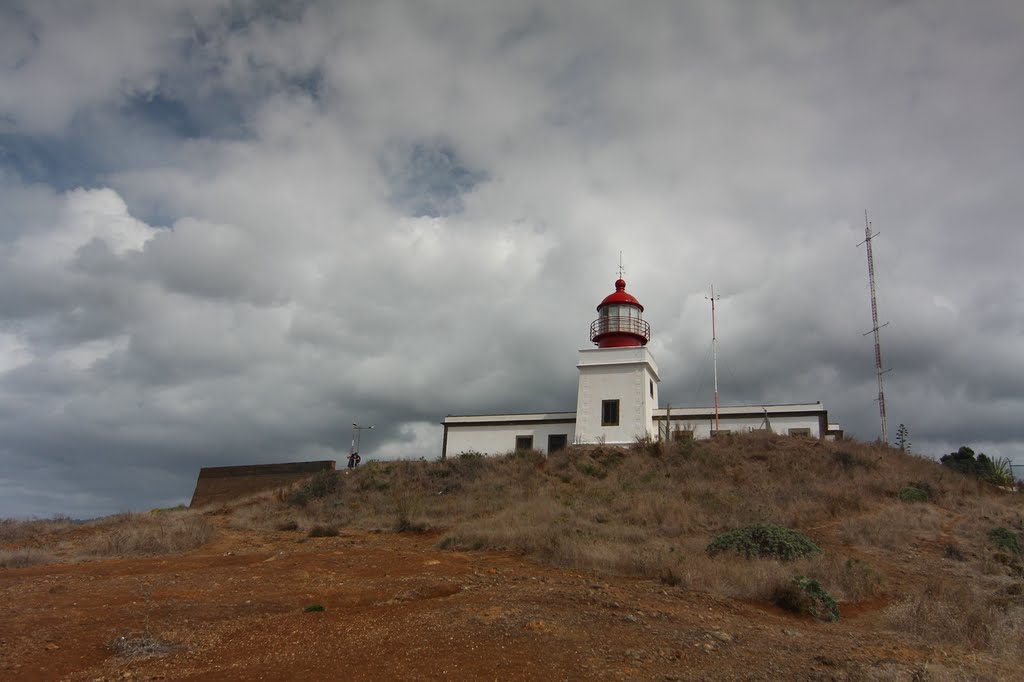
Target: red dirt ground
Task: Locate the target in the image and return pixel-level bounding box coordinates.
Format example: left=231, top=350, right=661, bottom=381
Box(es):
left=0, top=517, right=1011, bottom=681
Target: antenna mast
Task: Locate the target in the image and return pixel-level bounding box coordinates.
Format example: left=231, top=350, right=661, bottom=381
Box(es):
left=858, top=211, right=890, bottom=444
left=706, top=285, right=721, bottom=433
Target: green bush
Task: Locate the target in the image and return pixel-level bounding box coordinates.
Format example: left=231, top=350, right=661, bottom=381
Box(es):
left=706, top=523, right=820, bottom=561
left=775, top=576, right=840, bottom=622
left=897, top=486, right=929, bottom=503
left=303, top=604, right=325, bottom=613
left=988, top=527, right=1022, bottom=555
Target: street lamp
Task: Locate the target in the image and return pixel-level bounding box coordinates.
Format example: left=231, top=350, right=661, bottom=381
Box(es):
left=348, top=423, right=374, bottom=468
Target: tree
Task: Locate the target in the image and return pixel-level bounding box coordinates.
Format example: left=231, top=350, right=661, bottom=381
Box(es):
left=895, top=424, right=910, bottom=452
left=940, top=446, right=1014, bottom=486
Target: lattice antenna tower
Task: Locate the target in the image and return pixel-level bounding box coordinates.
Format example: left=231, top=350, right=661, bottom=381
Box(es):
left=857, top=210, right=891, bottom=444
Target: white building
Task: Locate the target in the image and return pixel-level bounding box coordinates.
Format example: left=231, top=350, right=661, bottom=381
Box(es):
left=441, top=278, right=840, bottom=457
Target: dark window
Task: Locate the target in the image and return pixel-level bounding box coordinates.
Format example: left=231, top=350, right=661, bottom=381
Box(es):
left=601, top=399, right=619, bottom=426
left=547, top=434, right=568, bottom=453
left=650, top=379, right=654, bottom=398
left=788, top=428, right=812, bottom=438
left=515, top=435, right=534, bottom=450
left=672, top=429, right=693, bottom=441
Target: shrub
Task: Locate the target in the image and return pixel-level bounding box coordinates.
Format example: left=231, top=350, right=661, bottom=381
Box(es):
left=706, top=523, right=821, bottom=561
left=897, top=486, right=929, bottom=503
left=659, top=567, right=682, bottom=587
left=831, top=450, right=874, bottom=470
left=944, top=544, right=967, bottom=562
left=275, top=520, right=299, bottom=531
left=84, top=513, right=213, bottom=557
left=576, top=461, right=607, bottom=479
left=775, top=576, right=840, bottom=622
left=988, top=527, right=1022, bottom=555
left=288, top=470, right=340, bottom=506
left=303, top=604, right=325, bottom=612
left=0, top=549, right=56, bottom=568
left=308, top=525, right=339, bottom=538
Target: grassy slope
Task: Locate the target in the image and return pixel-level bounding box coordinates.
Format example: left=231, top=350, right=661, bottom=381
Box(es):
left=4, top=433, right=1023, bottom=664
left=238, top=433, right=1024, bottom=661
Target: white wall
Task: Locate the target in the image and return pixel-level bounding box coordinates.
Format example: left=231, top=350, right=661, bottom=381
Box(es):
left=576, top=346, right=660, bottom=444
left=444, top=422, right=576, bottom=457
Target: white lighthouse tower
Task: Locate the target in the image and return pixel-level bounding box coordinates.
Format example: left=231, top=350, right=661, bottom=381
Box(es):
left=575, top=277, right=660, bottom=444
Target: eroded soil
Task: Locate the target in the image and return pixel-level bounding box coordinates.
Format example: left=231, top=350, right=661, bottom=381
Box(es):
left=0, top=518, right=1009, bottom=681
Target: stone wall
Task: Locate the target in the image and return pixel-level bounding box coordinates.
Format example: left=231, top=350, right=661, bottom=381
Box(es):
left=189, top=460, right=336, bottom=508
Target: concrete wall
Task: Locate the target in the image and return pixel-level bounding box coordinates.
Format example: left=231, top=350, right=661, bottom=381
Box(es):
left=189, top=460, right=336, bottom=508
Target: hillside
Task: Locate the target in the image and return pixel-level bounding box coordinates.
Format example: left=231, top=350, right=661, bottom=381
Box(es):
left=2, top=434, right=1023, bottom=680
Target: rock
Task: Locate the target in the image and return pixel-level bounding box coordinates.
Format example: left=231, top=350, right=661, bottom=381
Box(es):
left=44, top=643, right=59, bottom=650
left=710, top=630, right=733, bottom=643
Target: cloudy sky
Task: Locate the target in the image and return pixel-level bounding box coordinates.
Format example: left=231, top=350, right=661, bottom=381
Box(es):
left=1, top=0, right=1021, bottom=518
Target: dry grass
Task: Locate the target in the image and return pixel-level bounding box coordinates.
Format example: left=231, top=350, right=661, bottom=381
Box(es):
left=0, top=548, right=57, bottom=568
left=839, top=503, right=945, bottom=550
left=83, top=511, right=213, bottom=557
left=227, top=432, right=1024, bottom=662
left=0, top=515, right=74, bottom=542
left=885, top=577, right=1024, bottom=658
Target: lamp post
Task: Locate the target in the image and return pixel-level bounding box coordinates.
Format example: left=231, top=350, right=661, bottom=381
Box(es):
left=348, top=423, right=374, bottom=468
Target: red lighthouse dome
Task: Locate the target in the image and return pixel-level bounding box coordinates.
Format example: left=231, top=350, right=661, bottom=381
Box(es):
left=590, top=278, right=651, bottom=348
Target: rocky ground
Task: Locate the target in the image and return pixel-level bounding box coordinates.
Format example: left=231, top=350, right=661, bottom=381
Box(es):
left=0, top=515, right=1010, bottom=681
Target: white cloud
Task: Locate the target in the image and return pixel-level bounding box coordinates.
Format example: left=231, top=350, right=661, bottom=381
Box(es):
left=1, top=0, right=1024, bottom=517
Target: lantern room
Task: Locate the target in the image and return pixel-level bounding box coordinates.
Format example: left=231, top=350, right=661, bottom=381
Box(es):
left=590, top=278, right=651, bottom=348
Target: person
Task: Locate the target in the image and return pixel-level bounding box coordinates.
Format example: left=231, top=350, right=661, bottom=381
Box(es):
left=347, top=452, right=361, bottom=469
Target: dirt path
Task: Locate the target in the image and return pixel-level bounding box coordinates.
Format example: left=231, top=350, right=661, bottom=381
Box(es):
left=0, top=522, right=1006, bottom=681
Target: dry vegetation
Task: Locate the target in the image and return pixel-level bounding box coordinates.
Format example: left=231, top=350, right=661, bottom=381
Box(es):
left=4, top=432, right=1024, bottom=671
left=82, top=511, right=214, bottom=557
left=0, top=509, right=213, bottom=564
left=227, top=433, right=1024, bottom=661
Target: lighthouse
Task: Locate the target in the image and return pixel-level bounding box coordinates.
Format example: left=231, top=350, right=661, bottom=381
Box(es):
left=440, top=273, right=838, bottom=458
left=575, top=278, right=661, bottom=444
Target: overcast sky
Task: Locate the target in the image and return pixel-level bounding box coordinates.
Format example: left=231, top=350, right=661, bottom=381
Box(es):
left=1, top=0, right=1022, bottom=518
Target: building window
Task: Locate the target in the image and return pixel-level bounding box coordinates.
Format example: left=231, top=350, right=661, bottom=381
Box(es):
left=601, top=399, right=619, bottom=426
left=788, top=428, right=812, bottom=438
left=650, top=379, right=654, bottom=398
left=515, top=435, right=534, bottom=450
left=672, top=429, right=694, bottom=441
left=547, top=434, right=568, bottom=453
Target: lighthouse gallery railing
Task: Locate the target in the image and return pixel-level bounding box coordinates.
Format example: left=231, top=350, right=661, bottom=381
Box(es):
left=590, top=316, right=651, bottom=343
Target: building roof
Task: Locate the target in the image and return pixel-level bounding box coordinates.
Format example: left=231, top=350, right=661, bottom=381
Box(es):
left=443, top=411, right=576, bottom=425
left=653, top=402, right=825, bottom=417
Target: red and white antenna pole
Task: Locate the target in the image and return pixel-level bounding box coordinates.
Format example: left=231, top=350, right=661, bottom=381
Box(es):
left=858, top=210, right=891, bottom=444
left=707, top=285, right=721, bottom=433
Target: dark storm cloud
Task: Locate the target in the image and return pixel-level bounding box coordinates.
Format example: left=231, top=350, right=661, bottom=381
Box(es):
left=0, top=0, right=1022, bottom=518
